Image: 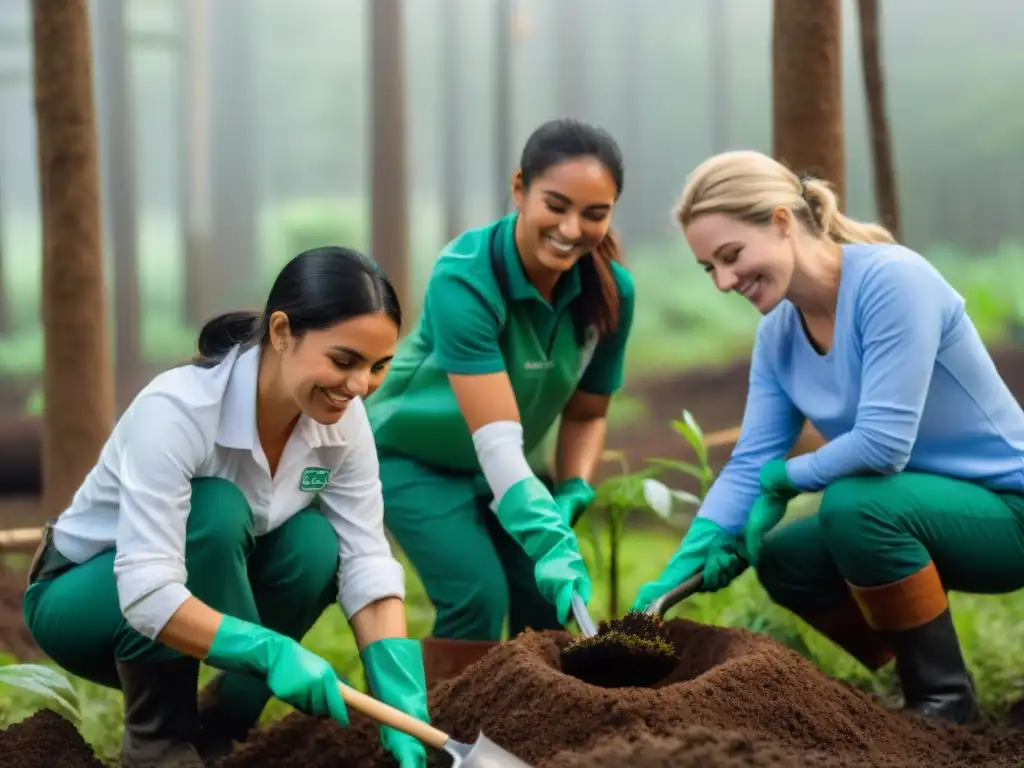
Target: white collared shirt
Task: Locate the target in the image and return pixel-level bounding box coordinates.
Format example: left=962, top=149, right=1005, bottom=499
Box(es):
left=52, top=344, right=405, bottom=640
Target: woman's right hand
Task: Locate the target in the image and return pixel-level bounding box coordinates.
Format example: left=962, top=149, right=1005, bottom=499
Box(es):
left=205, top=615, right=349, bottom=725
left=631, top=517, right=748, bottom=611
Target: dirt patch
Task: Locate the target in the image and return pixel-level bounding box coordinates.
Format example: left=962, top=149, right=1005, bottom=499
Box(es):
left=3, top=618, right=1023, bottom=766
left=0, top=710, right=103, bottom=768
left=218, top=618, right=1020, bottom=767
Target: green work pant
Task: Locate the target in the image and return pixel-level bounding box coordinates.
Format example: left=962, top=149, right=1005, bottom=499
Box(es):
left=22, top=478, right=339, bottom=728
left=378, top=451, right=559, bottom=641
left=757, top=472, right=1024, bottom=616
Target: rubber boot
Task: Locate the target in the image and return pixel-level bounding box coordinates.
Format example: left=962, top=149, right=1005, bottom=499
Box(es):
left=849, top=561, right=980, bottom=725
left=115, top=656, right=205, bottom=768
left=421, top=637, right=500, bottom=689
left=886, top=608, right=981, bottom=724
left=193, top=672, right=261, bottom=764
left=800, top=591, right=894, bottom=671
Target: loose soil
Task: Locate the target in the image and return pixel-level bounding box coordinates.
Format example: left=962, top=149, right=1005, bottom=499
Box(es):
left=3, top=618, right=1023, bottom=766
left=213, top=620, right=1022, bottom=767
left=0, top=709, right=103, bottom=768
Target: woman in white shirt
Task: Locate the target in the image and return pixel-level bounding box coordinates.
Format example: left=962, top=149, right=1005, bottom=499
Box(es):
left=22, top=246, right=429, bottom=768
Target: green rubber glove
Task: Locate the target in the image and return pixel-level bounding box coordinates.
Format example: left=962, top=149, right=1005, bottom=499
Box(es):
left=494, top=475, right=592, bottom=623
left=631, top=517, right=748, bottom=611
left=361, top=638, right=430, bottom=768
left=206, top=615, right=348, bottom=725
left=744, top=459, right=801, bottom=565
left=553, top=477, right=596, bottom=527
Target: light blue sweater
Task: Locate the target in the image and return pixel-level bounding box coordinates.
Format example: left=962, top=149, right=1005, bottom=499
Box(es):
left=699, top=243, right=1024, bottom=534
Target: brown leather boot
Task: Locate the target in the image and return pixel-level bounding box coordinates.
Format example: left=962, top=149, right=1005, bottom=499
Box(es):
left=421, top=637, right=500, bottom=689
left=850, top=561, right=980, bottom=725
left=115, top=657, right=205, bottom=768
left=800, top=591, right=895, bottom=671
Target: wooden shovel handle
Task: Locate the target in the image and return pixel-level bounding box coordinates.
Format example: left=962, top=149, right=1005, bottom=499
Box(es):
left=337, top=679, right=449, bottom=750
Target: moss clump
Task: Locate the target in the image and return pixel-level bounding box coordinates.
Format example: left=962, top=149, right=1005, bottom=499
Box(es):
left=560, top=611, right=678, bottom=688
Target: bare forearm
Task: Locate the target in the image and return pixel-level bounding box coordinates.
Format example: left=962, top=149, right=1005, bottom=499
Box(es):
left=555, top=416, right=607, bottom=485
left=156, top=596, right=225, bottom=659
left=348, top=596, right=408, bottom=650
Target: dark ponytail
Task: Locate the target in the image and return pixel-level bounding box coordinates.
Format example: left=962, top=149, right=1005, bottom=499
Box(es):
left=578, top=230, right=624, bottom=338
left=191, top=246, right=401, bottom=368
left=518, top=118, right=626, bottom=339
left=193, top=310, right=263, bottom=368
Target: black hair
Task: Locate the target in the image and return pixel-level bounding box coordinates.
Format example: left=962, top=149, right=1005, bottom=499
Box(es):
left=518, top=118, right=626, bottom=338
left=192, top=246, right=401, bottom=368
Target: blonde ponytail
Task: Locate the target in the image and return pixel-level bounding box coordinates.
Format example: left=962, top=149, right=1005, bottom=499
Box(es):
left=675, top=150, right=898, bottom=247
left=801, top=178, right=895, bottom=245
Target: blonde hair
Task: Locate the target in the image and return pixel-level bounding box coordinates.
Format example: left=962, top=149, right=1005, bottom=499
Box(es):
left=674, top=150, right=896, bottom=246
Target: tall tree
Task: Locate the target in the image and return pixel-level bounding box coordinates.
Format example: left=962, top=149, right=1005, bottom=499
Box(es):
left=178, top=0, right=215, bottom=327
left=709, top=0, right=731, bottom=152
left=370, top=0, right=410, bottom=310
left=493, top=0, right=513, bottom=216
left=772, top=0, right=844, bottom=201
left=555, top=0, right=585, bottom=118
left=857, top=0, right=900, bottom=239
left=93, top=0, right=141, bottom=405
left=772, top=0, right=841, bottom=458
left=0, top=116, right=9, bottom=335
left=440, top=0, right=462, bottom=242
left=209, top=0, right=256, bottom=310
left=31, top=0, right=115, bottom=517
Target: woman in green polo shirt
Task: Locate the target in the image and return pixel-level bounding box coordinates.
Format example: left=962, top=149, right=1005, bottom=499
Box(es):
left=367, top=118, right=635, bottom=687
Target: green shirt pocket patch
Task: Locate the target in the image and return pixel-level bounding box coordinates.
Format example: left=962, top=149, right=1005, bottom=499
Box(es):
left=300, top=467, right=331, bottom=492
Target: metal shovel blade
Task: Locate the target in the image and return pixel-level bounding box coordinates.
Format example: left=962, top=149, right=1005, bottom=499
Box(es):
left=444, top=732, right=535, bottom=768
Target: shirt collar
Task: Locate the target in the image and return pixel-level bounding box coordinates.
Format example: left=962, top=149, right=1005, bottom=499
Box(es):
left=497, top=212, right=582, bottom=312
left=216, top=344, right=347, bottom=451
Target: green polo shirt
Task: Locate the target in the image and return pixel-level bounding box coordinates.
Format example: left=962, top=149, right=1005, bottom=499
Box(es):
left=367, top=212, right=635, bottom=472
left=426, top=214, right=634, bottom=393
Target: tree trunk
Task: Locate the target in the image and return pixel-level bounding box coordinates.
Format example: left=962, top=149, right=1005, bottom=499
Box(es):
left=772, top=0, right=844, bottom=202
left=440, top=0, right=462, bottom=242
left=210, top=0, right=257, bottom=311
left=709, top=0, right=731, bottom=152
left=31, top=0, right=115, bottom=518
left=0, top=142, right=9, bottom=335
left=94, top=0, right=142, bottom=407
left=555, top=0, right=585, bottom=118
left=857, top=0, right=900, bottom=239
left=493, top=0, right=513, bottom=216
left=370, top=0, right=410, bottom=310
left=178, top=0, right=216, bottom=327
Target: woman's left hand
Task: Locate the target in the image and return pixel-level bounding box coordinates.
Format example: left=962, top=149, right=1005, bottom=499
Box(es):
left=552, top=477, right=596, bottom=527
left=744, top=459, right=800, bottom=564
left=360, top=638, right=431, bottom=768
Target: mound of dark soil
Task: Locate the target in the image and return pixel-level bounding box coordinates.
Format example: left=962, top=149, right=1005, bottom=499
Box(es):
left=4, top=618, right=1024, bottom=767
left=0, top=710, right=103, bottom=768
left=217, top=618, right=1024, bottom=767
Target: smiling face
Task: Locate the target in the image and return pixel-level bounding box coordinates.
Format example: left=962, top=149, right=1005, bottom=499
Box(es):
left=511, top=157, right=618, bottom=276
left=268, top=310, right=399, bottom=425
left=684, top=209, right=798, bottom=314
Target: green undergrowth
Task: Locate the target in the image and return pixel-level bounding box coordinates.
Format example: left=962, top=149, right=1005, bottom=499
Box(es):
left=3, top=520, right=1024, bottom=763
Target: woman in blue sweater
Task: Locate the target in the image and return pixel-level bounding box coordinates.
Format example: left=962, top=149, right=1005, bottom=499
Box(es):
left=634, top=150, right=1024, bottom=725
